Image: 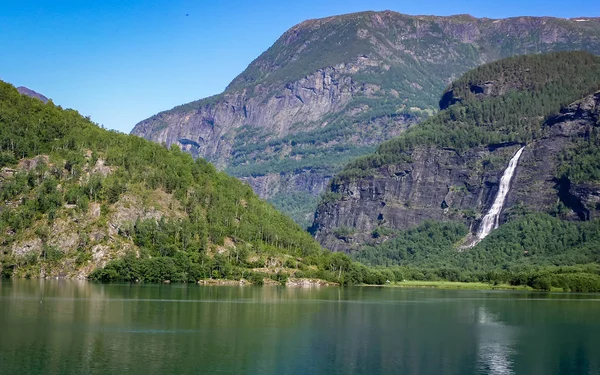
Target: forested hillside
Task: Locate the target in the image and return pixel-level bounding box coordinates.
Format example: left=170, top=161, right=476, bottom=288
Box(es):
left=131, top=12, right=600, bottom=227
left=0, top=80, right=389, bottom=285
left=1, top=77, right=599, bottom=291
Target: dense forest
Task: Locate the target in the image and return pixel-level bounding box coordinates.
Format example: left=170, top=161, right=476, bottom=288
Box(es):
left=351, top=214, right=600, bottom=291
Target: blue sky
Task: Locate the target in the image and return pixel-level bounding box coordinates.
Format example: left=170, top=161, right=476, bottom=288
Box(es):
left=1, top=0, right=598, bottom=133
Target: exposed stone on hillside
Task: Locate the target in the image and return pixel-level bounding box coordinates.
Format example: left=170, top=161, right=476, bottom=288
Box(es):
left=311, top=145, right=522, bottom=252
left=17, top=86, right=49, bottom=103
left=509, top=92, right=600, bottom=221
left=133, top=65, right=383, bottom=167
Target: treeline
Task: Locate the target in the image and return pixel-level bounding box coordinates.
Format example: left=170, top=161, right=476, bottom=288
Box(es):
left=335, top=52, right=600, bottom=183
left=443, top=51, right=600, bottom=108
left=351, top=214, right=600, bottom=291
left=369, top=264, right=600, bottom=292
left=89, top=248, right=401, bottom=287
left=355, top=214, right=600, bottom=269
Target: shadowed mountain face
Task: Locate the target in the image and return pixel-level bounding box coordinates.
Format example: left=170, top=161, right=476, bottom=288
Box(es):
left=131, top=11, right=600, bottom=226
left=17, top=86, right=48, bottom=103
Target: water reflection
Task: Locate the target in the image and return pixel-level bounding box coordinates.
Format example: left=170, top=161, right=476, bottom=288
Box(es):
left=476, top=307, right=515, bottom=375
left=1, top=281, right=599, bottom=375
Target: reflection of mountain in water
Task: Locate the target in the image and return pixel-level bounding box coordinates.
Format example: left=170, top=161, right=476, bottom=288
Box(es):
left=476, top=307, right=516, bottom=375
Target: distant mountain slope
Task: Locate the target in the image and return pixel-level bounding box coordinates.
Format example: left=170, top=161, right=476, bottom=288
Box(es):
left=17, top=86, right=48, bottom=103
left=311, top=51, right=600, bottom=255
left=131, top=11, right=600, bottom=226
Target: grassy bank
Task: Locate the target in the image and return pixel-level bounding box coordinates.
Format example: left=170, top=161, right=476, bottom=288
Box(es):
left=384, top=281, right=533, bottom=291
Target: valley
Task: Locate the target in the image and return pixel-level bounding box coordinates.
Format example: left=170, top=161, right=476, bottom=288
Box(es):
left=3, top=4, right=600, bottom=375
left=2, top=12, right=600, bottom=293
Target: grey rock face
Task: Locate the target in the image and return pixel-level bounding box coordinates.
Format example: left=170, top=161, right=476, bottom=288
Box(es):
left=312, top=92, right=600, bottom=252
left=133, top=66, right=369, bottom=168
left=242, top=170, right=332, bottom=200
left=510, top=92, right=600, bottom=221
left=312, top=145, right=521, bottom=252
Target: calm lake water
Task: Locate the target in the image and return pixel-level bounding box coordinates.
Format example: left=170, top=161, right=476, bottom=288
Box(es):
left=0, top=281, right=599, bottom=375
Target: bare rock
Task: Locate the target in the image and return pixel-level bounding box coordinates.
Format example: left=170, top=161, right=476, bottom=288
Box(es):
left=12, top=238, right=42, bottom=257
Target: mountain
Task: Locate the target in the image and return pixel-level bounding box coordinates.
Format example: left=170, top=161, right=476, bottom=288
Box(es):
left=2, top=77, right=599, bottom=291
left=131, top=11, right=600, bottom=226
left=17, top=86, right=49, bottom=103
left=311, top=51, right=600, bottom=268
left=0, top=80, right=379, bottom=285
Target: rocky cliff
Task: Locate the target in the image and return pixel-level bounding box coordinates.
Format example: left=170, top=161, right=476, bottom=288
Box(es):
left=311, top=53, right=600, bottom=252
left=509, top=92, right=600, bottom=221
left=131, top=11, right=600, bottom=224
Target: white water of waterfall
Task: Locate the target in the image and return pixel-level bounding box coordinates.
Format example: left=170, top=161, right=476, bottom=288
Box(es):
left=472, top=147, right=525, bottom=246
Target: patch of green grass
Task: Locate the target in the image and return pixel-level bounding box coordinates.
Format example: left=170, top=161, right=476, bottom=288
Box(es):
left=386, top=280, right=532, bottom=290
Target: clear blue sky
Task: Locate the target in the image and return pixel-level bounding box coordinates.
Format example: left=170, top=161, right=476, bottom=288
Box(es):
left=1, top=0, right=598, bottom=133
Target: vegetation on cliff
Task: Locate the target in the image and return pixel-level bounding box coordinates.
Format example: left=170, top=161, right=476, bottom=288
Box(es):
left=556, top=92, right=600, bottom=183
left=311, top=51, right=600, bottom=292
left=336, top=52, right=600, bottom=182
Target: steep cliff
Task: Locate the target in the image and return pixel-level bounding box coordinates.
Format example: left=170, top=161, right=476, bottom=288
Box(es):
left=131, top=12, right=600, bottom=224
left=311, top=52, right=600, bottom=252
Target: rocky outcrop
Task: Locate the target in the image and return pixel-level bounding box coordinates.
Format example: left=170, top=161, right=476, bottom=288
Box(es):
left=509, top=92, right=600, bottom=220
left=133, top=66, right=375, bottom=167
left=242, top=169, right=332, bottom=199
left=312, top=92, right=600, bottom=252
left=131, top=12, right=600, bottom=220
left=17, top=86, right=48, bottom=103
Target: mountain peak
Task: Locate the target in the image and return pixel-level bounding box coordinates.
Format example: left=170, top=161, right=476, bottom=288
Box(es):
left=17, top=86, right=49, bottom=103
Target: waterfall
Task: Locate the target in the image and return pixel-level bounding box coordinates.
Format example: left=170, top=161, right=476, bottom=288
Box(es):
left=472, top=147, right=525, bottom=246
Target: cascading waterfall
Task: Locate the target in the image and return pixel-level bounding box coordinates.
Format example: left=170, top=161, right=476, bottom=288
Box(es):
left=472, top=147, right=525, bottom=246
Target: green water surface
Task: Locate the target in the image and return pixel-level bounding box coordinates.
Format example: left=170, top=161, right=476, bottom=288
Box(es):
left=0, top=280, right=598, bottom=374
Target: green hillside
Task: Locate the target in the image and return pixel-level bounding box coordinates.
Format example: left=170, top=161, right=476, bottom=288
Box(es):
left=0, top=81, right=388, bottom=285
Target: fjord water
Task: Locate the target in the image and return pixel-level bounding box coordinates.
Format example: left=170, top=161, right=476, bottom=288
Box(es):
left=1, top=281, right=599, bottom=375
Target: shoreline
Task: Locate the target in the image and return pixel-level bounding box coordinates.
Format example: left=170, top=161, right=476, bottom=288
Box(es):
left=378, top=281, right=533, bottom=291
left=1, top=278, right=583, bottom=292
